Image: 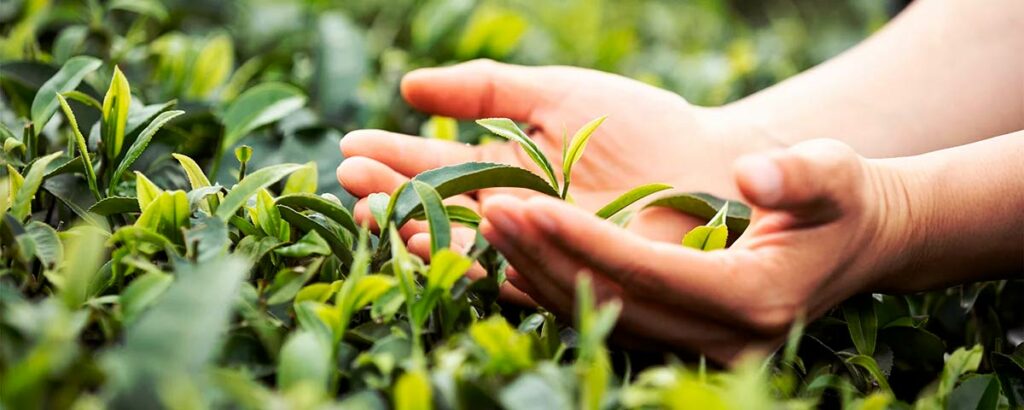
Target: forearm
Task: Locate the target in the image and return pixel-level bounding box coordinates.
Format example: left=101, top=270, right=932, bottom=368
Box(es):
left=715, top=0, right=1024, bottom=158
left=874, top=131, right=1024, bottom=292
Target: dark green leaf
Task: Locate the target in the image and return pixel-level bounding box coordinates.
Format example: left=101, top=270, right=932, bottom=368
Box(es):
left=88, top=196, right=140, bottom=216
left=31, top=56, right=102, bottom=133
left=948, top=374, right=1000, bottom=410
left=843, top=295, right=878, bottom=356
left=645, top=192, right=751, bottom=233
left=277, top=205, right=353, bottom=264
left=411, top=180, right=450, bottom=254
left=390, top=162, right=558, bottom=226
left=276, top=193, right=358, bottom=235
left=109, top=110, right=184, bottom=191
left=221, top=82, right=306, bottom=148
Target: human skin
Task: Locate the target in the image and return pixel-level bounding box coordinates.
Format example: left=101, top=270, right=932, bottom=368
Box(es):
left=336, top=0, right=1024, bottom=358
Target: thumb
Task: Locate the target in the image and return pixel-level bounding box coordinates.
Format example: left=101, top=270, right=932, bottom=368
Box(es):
left=401, top=59, right=564, bottom=122
left=733, top=139, right=866, bottom=218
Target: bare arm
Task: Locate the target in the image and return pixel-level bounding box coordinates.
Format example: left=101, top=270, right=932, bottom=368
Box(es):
left=715, top=0, right=1024, bottom=157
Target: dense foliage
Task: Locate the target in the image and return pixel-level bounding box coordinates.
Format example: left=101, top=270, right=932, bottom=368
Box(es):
left=2, top=1, right=1022, bottom=409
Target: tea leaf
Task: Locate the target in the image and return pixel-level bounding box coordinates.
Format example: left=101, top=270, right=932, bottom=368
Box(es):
left=394, top=370, right=432, bottom=410
left=171, top=153, right=213, bottom=189
left=646, top=192, right=751, bottom=233
left=254, top=188, right=288, bottom=241
left=110, top=110, right=184, bottom=192
left=938, top=345, right=984, bottom=397
left=422, top=116, right=458, bottom=141
left=277, top=205, right=353, bottom=264
left=842, top=295, right=878, bottom=356
left=315, top=12, right=366, bottom=118
left=476, top=118, right=559, bottom=191
left=282, top=161, right=318, bottom=195
left=412, top=180, right=450, bottom=254
left=948, top=375, right=1000, bottom=410
left=134, top=172, right=163, bottom=211
left=108, top=0, right=168, bottom=22
left=216, top=163, right=304, bottom=221
left=846, top=355, right=892, bottom=393
left=681, top=226, right=728, bottom=251
left=562, top=116, right=606, bottom=198
left=276, top=193, right=358, bottom=234
left=58, top=225, right=108, bottom=309
left=410, top=204, right=481, bottom=227
left=59, top=90, right=101, bottom=110
left=101, top=66, right=132, bottom=159
left=594, top=183, right=672, bottom=219
left=221, top=82, right=306, bottom=148
left=368, top=192, right=391, bottom=231
left=24, top=221, right=62, bottom=268
left=30, top=56, right=102, bottom=134
left=119, top=271, right=173, bottom=324
left=56, top=94, right=101, bottom=200
left=10, top=152, right=62, bottom=220
left=390, top=162, right=558, bottom=227
left=469, top=316, right=533, bottom=375
left=187, top=33, right=233, bottom=98
left=88, top=196, right=140, bottom=216
left=275, top=230, right=330, bottom=258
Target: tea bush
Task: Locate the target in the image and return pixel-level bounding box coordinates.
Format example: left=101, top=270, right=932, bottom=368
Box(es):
left=1, top=1, right=1022, bottom=409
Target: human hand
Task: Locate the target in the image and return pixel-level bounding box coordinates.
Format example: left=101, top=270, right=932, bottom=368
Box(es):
left=338, top=60, right=774, bottom=302
left=476, top=139, right=920, bottom=362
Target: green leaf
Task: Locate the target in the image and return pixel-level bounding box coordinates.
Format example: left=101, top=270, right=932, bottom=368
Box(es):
left=23, top=221, right=62, bottom=268
left=216, top=163, right=304, bottom=220
left=993, top=351, right=1024, bottom=407
left=106, top=256, right=249, bottom=406
left=134, top=171, right=163, bottom=211
left=282, top=161, right=318, bottom=195
left=476, top=118, right=559, bottom=191
left=172, top=153, right=219, bottom=212
left=681, top=226, right=728, bottom=251
left=562, top=116, right=606, bottom=198
left=344, top=274, right=398, bottom=315
left=277, top=330, right=332, bottom=395
left=56, top=94, right=101, bottom=200
left=422, top=116, right=458, bottom=141
left=234, top=145, right=253, bottom=164
left=88, top=196, right=140, bottom=216
left=108, top=0, right=169, bottom=22
left=10, top=152, right=62, bottom=220
left=842, top=295, right=878, bottom=356
left=846, top=355, right=892, bottom=394
left=221, top=82, right=307, bottom=148
left=390, top=162, right=558, bottom=227
left=134, top=190, right=189, bottom=241
left=253, top=188, right=288, bottom=241
left=295, top=281, right=341, bottom=305
left=275, top=193, right=358, bottom=234
left=277, top=205, right=353, bottom=264
left=58, top=90, right=101, bottom=110
left=938, top=345, right=984, bottom=397
left=57, top=225, right=108, bottom=309
left=411, top=180, right=450, bottom=254
left=594, top=183, right=672, bottom=219
left=645, top=192, right=751, bottom=234
left=184, top=215, right=230, bottom=262
left=101, top=66, right=132, bottom=159
left=30, top=56, right=102, bottom=134
left=187, top=33, right=233, bottom=98
left=469, top=316, right=534, bottom=376
left=171, top=153, right=212, bottom=189
left=275, top=230, right=330, bottom=258
left=119, top=271, right=173, bottom=324
left=109, top=110, right=184, bottom=192
left=394, top=370, right=432, bottom=410
left=948, top=375, right=1000, bottom=410
left=368, top=192, right=391, bottom=231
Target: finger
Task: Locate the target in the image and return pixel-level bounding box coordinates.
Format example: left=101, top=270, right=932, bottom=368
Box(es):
left=337, top=156, right=407, bottom=198
left=401, top=59, right=568, bottom=122
left=482, top=195, right=748, bottom=356
left=626, top=207, right=704, bottom=244
left=514, top=196, right=755, bottom=318
left=340, top=129, right=481, bottom=177
left=734, top=139, right=863, bottom=217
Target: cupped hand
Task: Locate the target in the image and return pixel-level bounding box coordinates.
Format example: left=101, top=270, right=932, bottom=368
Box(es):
left=477, top=139, right=917, bottom=363
left=337, top=60, right=772, bottom=301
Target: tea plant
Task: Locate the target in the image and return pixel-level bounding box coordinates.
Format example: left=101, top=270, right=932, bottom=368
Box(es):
left=2, top=2, right=1022, bottom=410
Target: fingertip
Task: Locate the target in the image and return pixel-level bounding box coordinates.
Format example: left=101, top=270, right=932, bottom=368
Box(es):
left=734, top=153, right=784, bottom=207
left=340, top=129, right=386, bottom=158
left=407, top=233, right=432, bottom=260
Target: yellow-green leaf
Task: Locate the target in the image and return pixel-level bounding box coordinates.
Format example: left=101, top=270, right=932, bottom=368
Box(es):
left=394, top=370, right=433, bottom=410
left=101, top=66, right=132, bottom=159
left=10, top=152, right=62, bottom=220
left=282, top=161, right=317, bottom=195
left=134, top=171, right=163, bottom=211
left=187, top=33, right=233, bottom=98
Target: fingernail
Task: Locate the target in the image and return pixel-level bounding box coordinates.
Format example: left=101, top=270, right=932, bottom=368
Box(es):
left=736, top=154, right=783, bottom=205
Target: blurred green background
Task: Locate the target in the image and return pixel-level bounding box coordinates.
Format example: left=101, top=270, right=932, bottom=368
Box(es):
left=2, top=0, right=900, bottom=201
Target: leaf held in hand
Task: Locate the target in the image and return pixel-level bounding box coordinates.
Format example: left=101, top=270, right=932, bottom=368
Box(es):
left=476, top=118, right=559, bottom=191
left=594, top=183, right=672, bottom=219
